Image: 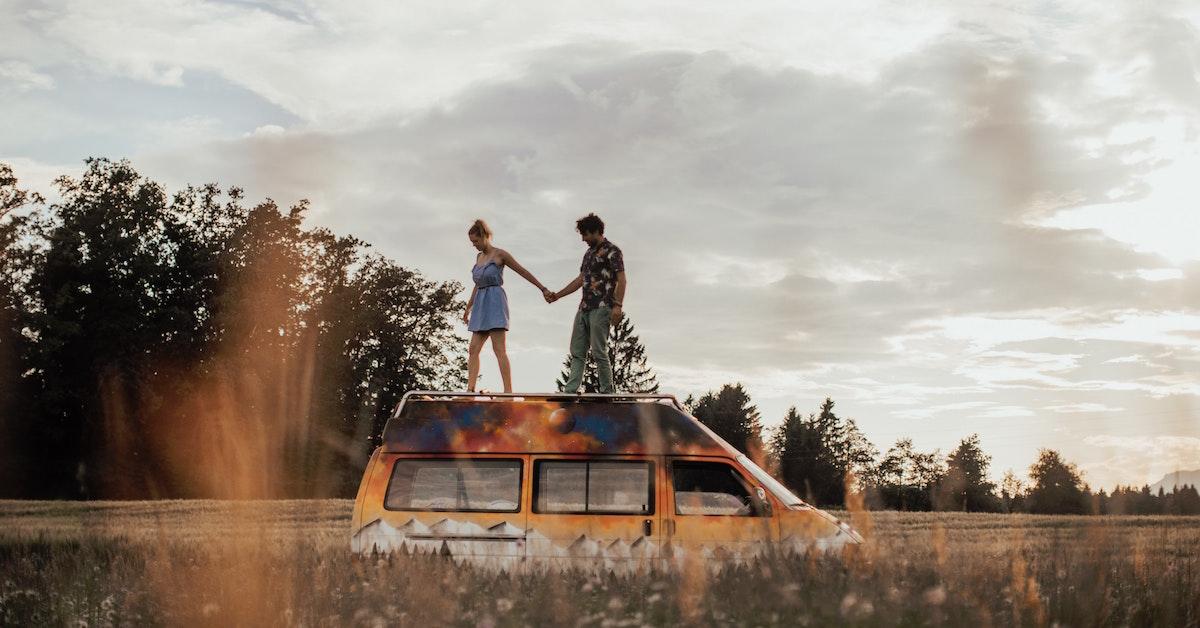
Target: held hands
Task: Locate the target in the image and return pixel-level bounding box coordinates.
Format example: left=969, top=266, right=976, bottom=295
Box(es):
left=543, top=288, right=558, bottom=304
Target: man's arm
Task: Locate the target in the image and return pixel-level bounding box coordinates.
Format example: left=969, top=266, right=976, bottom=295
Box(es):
left=550, top=274, right=583, bottom=303
left=610, top=271, right=626, bottom=324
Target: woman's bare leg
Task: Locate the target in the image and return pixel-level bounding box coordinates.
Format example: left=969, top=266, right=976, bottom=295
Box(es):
left=467, top=332, right=487, bottom=391
left=490, top=330, right=512, bottom=393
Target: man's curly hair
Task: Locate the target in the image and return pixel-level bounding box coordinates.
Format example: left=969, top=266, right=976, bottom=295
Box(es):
left=575, top=213, right=604, bottom=235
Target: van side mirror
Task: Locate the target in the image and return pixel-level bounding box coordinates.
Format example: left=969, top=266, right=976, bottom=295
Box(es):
left=754, top=486, right=773, bottom=517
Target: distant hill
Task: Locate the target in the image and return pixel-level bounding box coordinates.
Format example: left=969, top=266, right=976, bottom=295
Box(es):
left=1149, top=469, right=1200, bottom=493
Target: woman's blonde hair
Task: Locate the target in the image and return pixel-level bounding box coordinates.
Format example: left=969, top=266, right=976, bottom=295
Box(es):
left=468, top=219, right=492, bottom=239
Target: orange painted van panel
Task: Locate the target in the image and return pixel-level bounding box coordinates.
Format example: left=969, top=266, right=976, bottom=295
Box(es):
left=382, top=399, right=730, bottom=457
left=351, top=398, right=861, bottom=568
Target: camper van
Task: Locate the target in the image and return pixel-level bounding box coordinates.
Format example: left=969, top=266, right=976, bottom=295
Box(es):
left=351, top=392, right=862, bottom=571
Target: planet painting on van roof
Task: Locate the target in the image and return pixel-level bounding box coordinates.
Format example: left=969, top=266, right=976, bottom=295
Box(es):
left=547, top=408, right=575, bottom=434
left=383, top=399, right=732, bottom=456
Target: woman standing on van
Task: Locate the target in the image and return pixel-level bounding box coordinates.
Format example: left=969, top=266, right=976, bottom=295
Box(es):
left=464, top=219, right=553, bottom=393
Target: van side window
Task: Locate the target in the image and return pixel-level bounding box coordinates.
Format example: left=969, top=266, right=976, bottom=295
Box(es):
left=535, top=460, right=653, bottom=515
left=672, top=461, right=757, bottom=516
left=385, top=459, right=521, bottom=512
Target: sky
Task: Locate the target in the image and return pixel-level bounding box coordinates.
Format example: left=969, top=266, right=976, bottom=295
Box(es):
left=2, top=0, right=1198, bottom=490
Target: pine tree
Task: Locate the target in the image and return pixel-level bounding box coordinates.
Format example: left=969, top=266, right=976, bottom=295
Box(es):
left=690, top=383, right=763, bottom=456
left=555, top=312, right=660, bottom=393
left=770, top=398, right=879, bottom=508
left=1180, top=485, right=1200, bottom=515
left=770, top=407, right=811, bottom=497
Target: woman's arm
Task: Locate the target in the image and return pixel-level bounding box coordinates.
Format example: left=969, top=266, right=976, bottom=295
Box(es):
left=498, top=249, right=548, bottom=293
left=463, top=254, right=480, bottom=324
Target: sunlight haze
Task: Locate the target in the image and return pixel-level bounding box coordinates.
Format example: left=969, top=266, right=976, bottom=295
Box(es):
left=2, top=0, right=1198, bottom=490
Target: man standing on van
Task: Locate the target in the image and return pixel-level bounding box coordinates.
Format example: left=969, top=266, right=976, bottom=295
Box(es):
left=546, top=213, right=625, bottom=393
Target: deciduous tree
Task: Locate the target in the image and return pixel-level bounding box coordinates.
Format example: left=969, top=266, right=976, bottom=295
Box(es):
left=1, top=159, right=465, bottom=498
left=1000, top=469, right=1026, bottom=513
left=935, top=434, right=1001, bottom=512
left=0, top=164, right=42, bottom=497
left=870, top=438, right=943, bottom=511
left=1027, top=449, right=1089, bottom=515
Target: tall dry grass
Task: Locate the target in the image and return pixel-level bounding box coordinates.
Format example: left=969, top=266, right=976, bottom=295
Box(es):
left=1, top=501, right=1198, bottom=626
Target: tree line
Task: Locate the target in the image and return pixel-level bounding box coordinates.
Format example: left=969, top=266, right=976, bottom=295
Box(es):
left=557, top=340, right=1200, bottom=515
left=681, top=383, right=1200, bottom=516
left=0, top=160, right=464, bottom=498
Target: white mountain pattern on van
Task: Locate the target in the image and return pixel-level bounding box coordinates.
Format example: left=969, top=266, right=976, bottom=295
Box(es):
left=429, top=518, right=486, bottom=536
left=488, top=521, right=524, bottom=536
left=352, top=517, right=855, bottom=573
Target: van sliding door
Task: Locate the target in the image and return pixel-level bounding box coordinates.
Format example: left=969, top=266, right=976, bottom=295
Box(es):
left=525, top=457, right=660, bottom=572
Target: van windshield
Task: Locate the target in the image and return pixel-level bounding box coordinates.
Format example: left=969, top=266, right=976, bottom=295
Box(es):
left=736, top=455, right=805, bottom=507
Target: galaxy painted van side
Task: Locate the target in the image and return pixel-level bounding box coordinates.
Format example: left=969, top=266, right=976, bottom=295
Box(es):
left=350, top=392, right=861, bottom=571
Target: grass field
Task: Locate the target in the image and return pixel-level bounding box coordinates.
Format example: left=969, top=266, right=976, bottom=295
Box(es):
left=1, top=501, right=1197, bottom=626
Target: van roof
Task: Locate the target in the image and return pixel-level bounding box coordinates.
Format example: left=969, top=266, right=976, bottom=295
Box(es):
left=381, top=392, right=736, bottom=456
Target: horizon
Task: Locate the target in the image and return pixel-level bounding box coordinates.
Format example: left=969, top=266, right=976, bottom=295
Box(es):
left=3, top=0, right=1198, bottom=492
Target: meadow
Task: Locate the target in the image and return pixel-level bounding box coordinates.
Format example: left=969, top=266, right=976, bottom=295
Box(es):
left=1, top=500, right=1197, bottom=627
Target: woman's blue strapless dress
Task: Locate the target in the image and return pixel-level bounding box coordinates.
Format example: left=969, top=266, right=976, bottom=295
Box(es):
left=468, top=261, right=510, bottom=332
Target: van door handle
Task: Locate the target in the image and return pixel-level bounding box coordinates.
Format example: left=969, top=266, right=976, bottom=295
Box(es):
left=643, top=519, right=653, bottom=536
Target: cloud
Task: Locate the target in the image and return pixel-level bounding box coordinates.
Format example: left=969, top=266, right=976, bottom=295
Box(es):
left=1082, top=435, right=1200, bottom=487
left=1045, top=403, right=1125, bottom=413
left=970, top=405, right=1036, bottom=419
left=2, top=0, right=966, bottom=126
left=1128, top=268, right=1186, bottom=281
left=246, top=124, right=286, bottom=137
left=0, top=60, right=55, bottom=92
left=893, top=401, right=999, bottom=421
left=4, top=0, right=1199, bottom=488
left=126, top=39, right=1199, bottom=401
